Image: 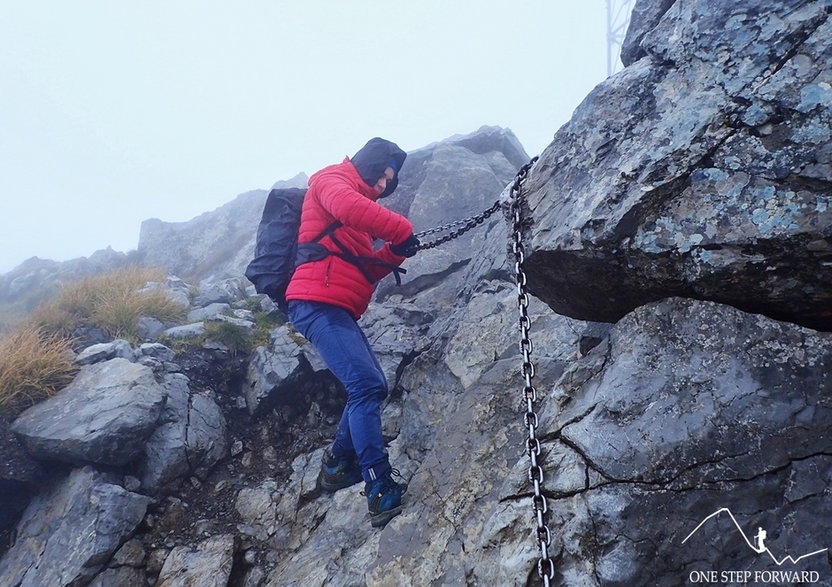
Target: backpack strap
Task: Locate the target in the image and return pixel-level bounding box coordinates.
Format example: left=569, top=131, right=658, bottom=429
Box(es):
left=326, top=230, right=407, bottom=286
left=297, top=222, right=407, bottom=286
left=311, top=221, right=343, bottom=243
left=294, top=222, right=342, bottom=268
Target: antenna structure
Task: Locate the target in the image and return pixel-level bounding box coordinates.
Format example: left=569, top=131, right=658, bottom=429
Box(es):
left=606, top=0, right=636, bottom=76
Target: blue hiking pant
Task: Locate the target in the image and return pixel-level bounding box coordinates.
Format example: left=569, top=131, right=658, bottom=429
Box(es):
left=287, top=300, right=391, bottom=483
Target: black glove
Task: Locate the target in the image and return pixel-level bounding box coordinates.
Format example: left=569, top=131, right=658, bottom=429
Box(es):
left=390, top=234, right=420, bottom=257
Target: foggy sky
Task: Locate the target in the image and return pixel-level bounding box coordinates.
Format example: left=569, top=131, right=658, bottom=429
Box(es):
left=0, top=1, right=614, bottom=274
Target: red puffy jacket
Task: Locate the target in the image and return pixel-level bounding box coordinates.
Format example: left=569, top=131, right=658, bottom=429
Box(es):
left=284, top=158, right=413, bottom=318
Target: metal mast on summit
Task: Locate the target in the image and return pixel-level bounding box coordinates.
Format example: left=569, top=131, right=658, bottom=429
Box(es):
left=607, top=0, right=636, bottom=76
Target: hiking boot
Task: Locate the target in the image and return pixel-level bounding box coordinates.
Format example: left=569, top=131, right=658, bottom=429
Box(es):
left=317, top=450, right=363, bottom=492
left=363, top=469, right=405, bottom=528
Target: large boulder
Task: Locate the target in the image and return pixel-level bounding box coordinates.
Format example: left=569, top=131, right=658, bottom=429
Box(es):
left=0, top=466, right=151, bottom=587
left=11, top=359, right=166, bottom=467
left=527, top=297, right=832, bottom=583
left=521, top=0, right=832, bottom=331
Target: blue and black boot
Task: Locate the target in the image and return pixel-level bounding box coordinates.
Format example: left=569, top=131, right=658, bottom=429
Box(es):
left=363, top=469, right=405, bottom=528
left=317, top=450, right=363, bottom=492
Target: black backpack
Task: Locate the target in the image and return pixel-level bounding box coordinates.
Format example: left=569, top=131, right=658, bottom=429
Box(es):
left=245, top=187, right=405, bottom=311
left=245, top=188, right=331, bottom=310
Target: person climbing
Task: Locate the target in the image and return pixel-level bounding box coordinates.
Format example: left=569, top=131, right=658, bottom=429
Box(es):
left=284, top=137, right=420, bottom=528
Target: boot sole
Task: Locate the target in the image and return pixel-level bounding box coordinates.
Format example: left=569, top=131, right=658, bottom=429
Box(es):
left=317, top=471, right=363, bottom=493
left=370, top=505, right=403, bottom=528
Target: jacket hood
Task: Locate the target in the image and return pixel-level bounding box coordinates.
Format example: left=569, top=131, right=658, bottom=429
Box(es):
left=350, top=137, right=407, bottom=198
left=309, top=159, right=379, bottom=200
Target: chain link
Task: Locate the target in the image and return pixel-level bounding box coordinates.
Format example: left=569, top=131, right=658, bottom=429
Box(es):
left=508, top=156, right=554, bottom=586
left=413, top=200, right=501, bottom=250
left=403, top=156, right=551, bottom=583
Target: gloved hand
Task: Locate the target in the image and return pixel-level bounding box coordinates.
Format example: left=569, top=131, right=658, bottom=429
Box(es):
left=390, top=234, right=420, bottom=258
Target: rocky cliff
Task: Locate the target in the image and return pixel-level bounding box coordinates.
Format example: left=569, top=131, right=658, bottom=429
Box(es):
left=1, top=1, right=830, bottom=585
left=524, top=0, right=832, bottom=331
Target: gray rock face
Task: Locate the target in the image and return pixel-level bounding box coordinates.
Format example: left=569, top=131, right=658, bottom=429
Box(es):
left=552, top=299, right=831, bottom=487
left=0, top=466, right=151, bottom=587
left=256, top=295, right=831, bottom=585
left=75, top=339, right=136, bottom=365
left=162, top=322, right=206, bottom=339
left=522, top=0, right=832, bottom=331
left=187, top=302, right=231, bottom=322
left=533, top=297, right=832, bottom=583
left=258, top=295, right=583, bottom=585
left=138, top=373, right=227, bottom=493
left=244, top=325, right=330, bottom=415
left=620, top=0, right=675, bottom=66
left=359, top=301, right=434, bottom=388
left=156, top=534, right=236, bottom=587
left=193, top=278, right=248, bottom=307
left=138, top=192, right=266, bottom=283
left=11, top=359, right=165, bottom=466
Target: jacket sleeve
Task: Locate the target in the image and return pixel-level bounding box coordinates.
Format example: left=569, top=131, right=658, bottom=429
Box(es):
left=314, top=174, right=413, bottom=244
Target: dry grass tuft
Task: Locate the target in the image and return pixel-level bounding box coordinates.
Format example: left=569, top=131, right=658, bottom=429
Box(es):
left=0, top=325, right=78, bottom=417
left=31, top=266, right=186, bottom=340
left=0, top=266, right=190, bottom=417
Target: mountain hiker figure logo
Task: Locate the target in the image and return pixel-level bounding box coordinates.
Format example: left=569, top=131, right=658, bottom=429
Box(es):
left=682, top=508, right=828, bottom=566
left=754, top=527, right=767, bottom=554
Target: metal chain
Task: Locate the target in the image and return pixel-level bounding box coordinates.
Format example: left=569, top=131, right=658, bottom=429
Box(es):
left=401, top=157, right=552, bottom=582
left=509, top=156, right=554, bottom=586
left=413, top=200, right=501, bottom=250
